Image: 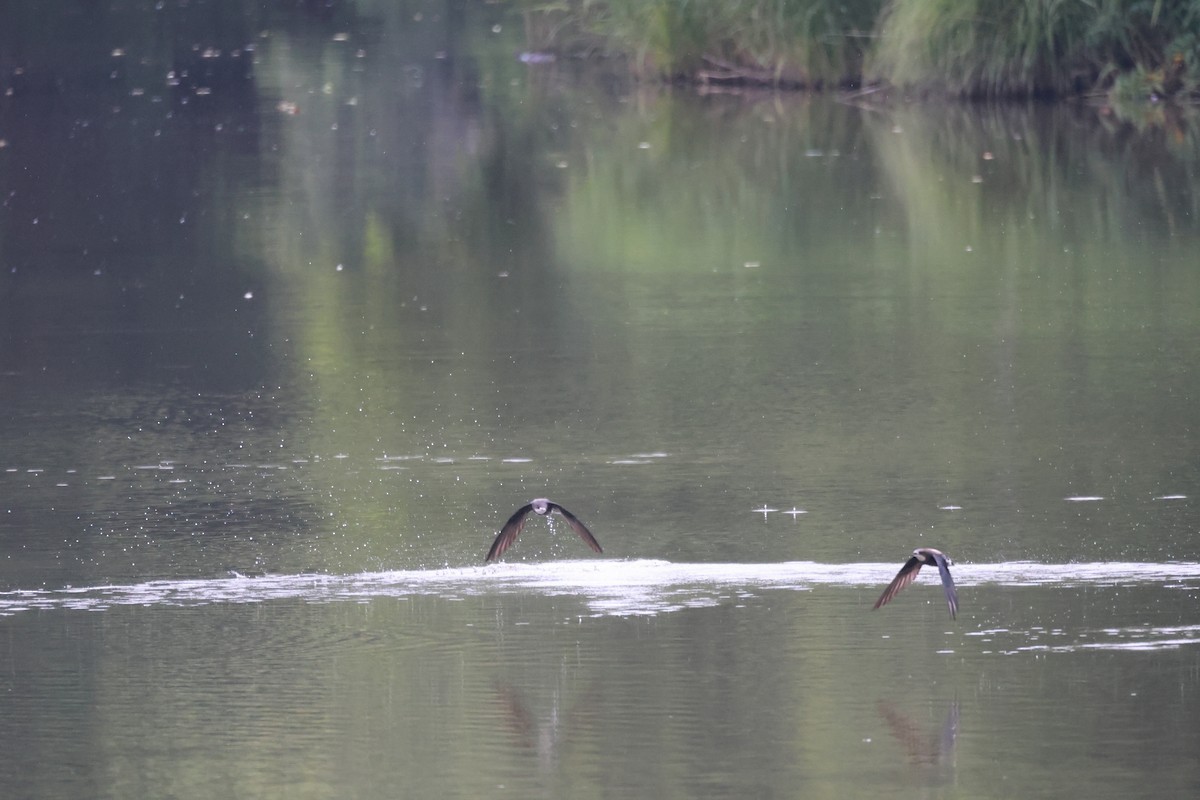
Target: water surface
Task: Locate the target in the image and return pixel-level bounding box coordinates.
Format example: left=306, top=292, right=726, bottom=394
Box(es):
left=2, top=2, right=1200, bottom=798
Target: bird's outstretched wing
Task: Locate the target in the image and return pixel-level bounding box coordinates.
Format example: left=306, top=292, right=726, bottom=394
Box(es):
left=485, top=503, right=533, bottom=563
left=873, top=555, right=922, bottom=611
left=548, top=502, right=603, bottom=554
left=931, top=551, right=958, bottom=619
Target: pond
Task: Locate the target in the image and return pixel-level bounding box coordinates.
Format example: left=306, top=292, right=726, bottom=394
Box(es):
left=2, top=3, right=1199, bottom=798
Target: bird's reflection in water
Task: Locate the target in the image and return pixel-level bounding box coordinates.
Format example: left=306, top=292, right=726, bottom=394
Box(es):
left=491, top=675, right=599, bottom=781
left=876, top=699, right=960, bottom=787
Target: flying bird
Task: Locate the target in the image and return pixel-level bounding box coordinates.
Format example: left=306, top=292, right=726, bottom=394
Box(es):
left=873, top=548, right=958, bottom=618
left=485, top=498, right=602, bottom=563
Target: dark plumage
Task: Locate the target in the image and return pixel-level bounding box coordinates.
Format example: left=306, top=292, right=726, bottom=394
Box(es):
left=873, top=547, right=959, bottom=619
left=484, top=499, right=602, bottom=563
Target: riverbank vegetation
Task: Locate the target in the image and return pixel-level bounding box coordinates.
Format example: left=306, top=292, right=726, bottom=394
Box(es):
left=519, top=0, right=1200, bottom=104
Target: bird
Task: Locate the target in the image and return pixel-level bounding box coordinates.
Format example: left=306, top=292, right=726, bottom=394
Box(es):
left=873, top=548, right=958, bottom=618
left=484, top=499, right=602, bottom=563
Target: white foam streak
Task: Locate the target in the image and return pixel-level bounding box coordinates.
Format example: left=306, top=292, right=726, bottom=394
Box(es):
left=3, top=560, right=1200, bottom=619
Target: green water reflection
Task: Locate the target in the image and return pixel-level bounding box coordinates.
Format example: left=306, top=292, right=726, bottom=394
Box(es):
left=2, top=2, right=1200, bottom=798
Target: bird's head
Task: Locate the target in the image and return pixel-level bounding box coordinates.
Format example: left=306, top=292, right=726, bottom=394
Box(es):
left=531, top=498, right=551, bottom=515
left=914, top=548, right=952, bottom=566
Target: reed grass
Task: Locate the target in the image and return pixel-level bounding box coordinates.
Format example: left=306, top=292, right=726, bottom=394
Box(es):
left=868, top=0, right=1200, bottom=97
left=521, top=0, right=881, bottom=87
left=520, top=0, right=1200, bottom=100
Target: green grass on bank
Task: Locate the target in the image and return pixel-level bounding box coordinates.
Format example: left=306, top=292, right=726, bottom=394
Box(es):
left=519, top=0, right=1200, bottom=102
left=870, top=0, right=1200, bottom=99
left=522, top=0, right=880, bottom=88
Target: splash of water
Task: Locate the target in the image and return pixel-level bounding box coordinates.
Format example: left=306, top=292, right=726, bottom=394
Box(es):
left=3, top=559, right=1199, bottom=619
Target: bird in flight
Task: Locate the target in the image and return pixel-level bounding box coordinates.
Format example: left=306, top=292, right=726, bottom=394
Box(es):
left=873, top=547, right=958, bottom=618
left=485, top=499, right=602, bottom=563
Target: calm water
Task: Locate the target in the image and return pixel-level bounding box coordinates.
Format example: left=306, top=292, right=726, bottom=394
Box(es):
left=3, top=2, right=1200, bottom=798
